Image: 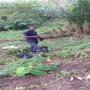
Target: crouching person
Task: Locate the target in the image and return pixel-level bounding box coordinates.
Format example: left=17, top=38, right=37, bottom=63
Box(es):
left=23, top=25, right=43, bottom=53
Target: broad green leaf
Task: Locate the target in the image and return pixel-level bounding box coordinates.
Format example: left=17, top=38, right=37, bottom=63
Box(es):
left=31, top=69, right=46, bottom=76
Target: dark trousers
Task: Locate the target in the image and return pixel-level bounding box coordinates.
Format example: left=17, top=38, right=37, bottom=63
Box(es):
left=27, top=41, right=48, bottom=53
left=27, top=41, right=39, bottom=53
left=30, top=42, right=38, bottom=53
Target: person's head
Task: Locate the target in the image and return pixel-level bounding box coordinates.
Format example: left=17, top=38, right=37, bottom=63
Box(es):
left=27, top=25, right=35, bottom=31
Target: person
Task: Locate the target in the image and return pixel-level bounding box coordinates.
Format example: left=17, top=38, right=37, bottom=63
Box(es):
left=23, top=25, right=43, bottom=53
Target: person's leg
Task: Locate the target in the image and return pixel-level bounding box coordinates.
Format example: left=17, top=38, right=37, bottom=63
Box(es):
left=26, top=40, right=36, bottom=52
left=30, top=42, right=38, bottom=53
left=30, top=42, right=42, bottom=52
left=40, top=46, right=48, bottom=52
left=27, top=40, right=41, bottom=53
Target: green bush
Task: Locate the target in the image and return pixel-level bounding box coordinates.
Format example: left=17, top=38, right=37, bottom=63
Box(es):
left=0, top=1, right=64, bottom=31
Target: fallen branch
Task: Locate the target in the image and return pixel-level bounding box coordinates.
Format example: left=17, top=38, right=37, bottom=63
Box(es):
left=0, top=35, right=61, bottom=42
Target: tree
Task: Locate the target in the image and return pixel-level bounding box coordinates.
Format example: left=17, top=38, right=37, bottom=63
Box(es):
left=49, top=0, right=90, bottom=33
left=68, top=0, right=90, bottom=33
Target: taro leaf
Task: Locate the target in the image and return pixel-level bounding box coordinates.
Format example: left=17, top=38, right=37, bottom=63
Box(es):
left=47, top=64, right=58, bottom=71
left=31, top=69, right=46, bottom=76
left=31, top=64, right=58, bottom=71
left=31, top=64, right=49, bottom=71
left=15, top=67, right=31, bottom=77
left=0, top=63, right=22, bottom=76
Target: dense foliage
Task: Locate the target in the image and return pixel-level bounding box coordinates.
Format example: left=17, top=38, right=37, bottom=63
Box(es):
left=68, top=0, right=90, bottom=28
left=0, top=1, right=63, bottom=31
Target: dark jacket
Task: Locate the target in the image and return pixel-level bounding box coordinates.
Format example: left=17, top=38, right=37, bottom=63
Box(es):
left=23, top=30, right=38, bottom=43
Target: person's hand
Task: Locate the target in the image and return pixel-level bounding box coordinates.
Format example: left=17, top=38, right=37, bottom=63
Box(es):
left=39, top=36, right=44, bottom=41
left=22, top=35, right=26, bottom=38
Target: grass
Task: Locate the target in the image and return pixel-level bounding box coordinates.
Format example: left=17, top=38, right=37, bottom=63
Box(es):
left=0, top=17, right=90, bottom=57
left=0, top=18, right=90, bottom=76
left=37, top=18, right=65, bottom=34
left=0, top=30, right=24, bottom=40
left=0, top=8, right=15, bottom=16
left=0, top=18, right=65, bottom=40
left=1, top=36, right=90, bottom=58
left=40, top=36, right=90, bottom=58
left=0, top=36, right=90, bottom=76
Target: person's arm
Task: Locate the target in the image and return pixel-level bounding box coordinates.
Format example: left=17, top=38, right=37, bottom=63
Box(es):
left=23, top=35, right=38, bottom=38
left=23, top=31, right=44, bottom=40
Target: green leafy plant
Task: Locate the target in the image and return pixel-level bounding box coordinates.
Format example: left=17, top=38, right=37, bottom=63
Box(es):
left=0, top=54, right=58, bottom=77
